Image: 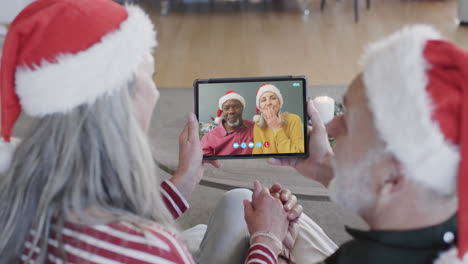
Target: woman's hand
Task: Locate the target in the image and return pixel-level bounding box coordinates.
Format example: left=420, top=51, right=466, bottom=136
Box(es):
left=263, top=106, right=283, bottom=133
left=267, top=100, right=334, bottom=187
left=269, top=183, right=302, bottom=250
left=170, top=113, right=204, bottom=200
left=244, top=181, right=290, bottom=255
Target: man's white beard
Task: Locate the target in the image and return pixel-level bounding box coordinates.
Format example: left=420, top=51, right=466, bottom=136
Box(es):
left=226, top=119, right=241, bottom=127
left=329, top=150, right=383, bottom=215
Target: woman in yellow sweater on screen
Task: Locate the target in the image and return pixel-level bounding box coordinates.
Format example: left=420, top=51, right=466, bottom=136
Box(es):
left=252, top=84, right=305, bottom=154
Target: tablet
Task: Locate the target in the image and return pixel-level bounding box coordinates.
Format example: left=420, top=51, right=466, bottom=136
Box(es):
left=194, top=76, right=308, bottom=159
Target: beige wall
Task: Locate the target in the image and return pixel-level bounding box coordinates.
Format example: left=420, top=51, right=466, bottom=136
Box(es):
left=0, top=0, right=34, bottom=23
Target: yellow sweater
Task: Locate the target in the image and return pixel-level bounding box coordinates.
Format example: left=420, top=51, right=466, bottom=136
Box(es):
left=253, top=113, right=305, bottom=154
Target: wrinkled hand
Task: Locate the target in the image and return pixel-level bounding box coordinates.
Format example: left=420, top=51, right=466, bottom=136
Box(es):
left=170, top=113, right=204, bottom=199
left=244, top=181, right=290, bottom=254
left=268, top=100, right=334, bottom=187
left=269, top=183, right=302, bottom=250
left=263, top=106, right=283, bottom=132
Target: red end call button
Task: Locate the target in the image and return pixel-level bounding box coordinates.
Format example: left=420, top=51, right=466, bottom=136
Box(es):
left=264, top=141, right=270, bottom=148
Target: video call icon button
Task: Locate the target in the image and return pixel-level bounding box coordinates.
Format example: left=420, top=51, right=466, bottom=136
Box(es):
left=264, top=141, right=270, bottom=148
left=248, top=142, right=254, bottom=148
left=256, top=142, right=262, bottom=148
left=241, top=142, right=247, bottom=149
left=233, top=142, right=239, bottom=149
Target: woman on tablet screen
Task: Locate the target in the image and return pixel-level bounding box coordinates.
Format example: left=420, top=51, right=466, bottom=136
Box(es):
left=252, top=84, right=305, bottom=154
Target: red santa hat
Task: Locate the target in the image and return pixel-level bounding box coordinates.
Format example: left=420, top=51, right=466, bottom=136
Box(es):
left=253, top=84, right=284, bottom=122
left=211, top=90, right=245, bottom=124
left=0, top=0, right=156, bottom=173
left=361, top=25, right=468, bottom=263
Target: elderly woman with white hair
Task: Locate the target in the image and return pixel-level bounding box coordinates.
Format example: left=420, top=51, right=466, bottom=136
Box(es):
left=253, top=84, right=305, bottom=154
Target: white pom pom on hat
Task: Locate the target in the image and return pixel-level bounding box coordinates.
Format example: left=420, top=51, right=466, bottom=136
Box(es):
left=253, top=108, right=261, bottom=123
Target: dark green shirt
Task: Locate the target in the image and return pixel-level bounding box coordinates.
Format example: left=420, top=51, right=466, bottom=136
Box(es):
left=323, top=215, right=457, bottom=264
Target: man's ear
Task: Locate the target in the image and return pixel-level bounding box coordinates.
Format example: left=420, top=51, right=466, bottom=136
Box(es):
left=384, top=175, right=405, bottom=194
left=376, top=156, right=405, bottom=196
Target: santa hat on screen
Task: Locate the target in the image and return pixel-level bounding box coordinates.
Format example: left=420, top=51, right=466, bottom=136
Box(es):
left=253, top=84, right=284, bottom=122
left=0, top=0, right=156, bottom=173
left=361, top=25, right=468, bottom=263
left=210, top=90, right=246, bottom=124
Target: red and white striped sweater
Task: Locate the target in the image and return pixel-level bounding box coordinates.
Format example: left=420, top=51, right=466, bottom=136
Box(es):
left=21, top=180, right=277, bottom=264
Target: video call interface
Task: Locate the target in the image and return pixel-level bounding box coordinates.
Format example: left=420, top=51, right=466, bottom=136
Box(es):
left=197, top=79, right=306, bottom=158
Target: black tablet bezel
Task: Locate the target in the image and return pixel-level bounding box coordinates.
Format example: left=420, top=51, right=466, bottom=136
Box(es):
left=194, top=75, right=309, bottom=160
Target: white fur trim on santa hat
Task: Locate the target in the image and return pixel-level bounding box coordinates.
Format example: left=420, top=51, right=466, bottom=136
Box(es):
left=218, top=93, right=246, bottom=110
left=253, top=114, right=261, bottom=123
left=214, top=116, right=222, bottom=125
left=434, top=247, right=468, bottom=264
left=15, top=5, right=156, bottom=117
left=362, top=24, right=460, bottom=195
left=0, top=137, right=21, bottom=174
left=256, top=84, right=284, bottom=109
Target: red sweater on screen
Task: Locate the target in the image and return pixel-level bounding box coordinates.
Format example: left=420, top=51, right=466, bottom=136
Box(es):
left=201, top=120, right=255, bottom=156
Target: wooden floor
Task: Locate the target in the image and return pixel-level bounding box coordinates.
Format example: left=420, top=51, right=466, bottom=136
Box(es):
left=140, top=0, right=468, bottom=88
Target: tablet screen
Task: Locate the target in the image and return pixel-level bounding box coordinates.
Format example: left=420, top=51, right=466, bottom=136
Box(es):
left=195, top=76, right=308, bottom=159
